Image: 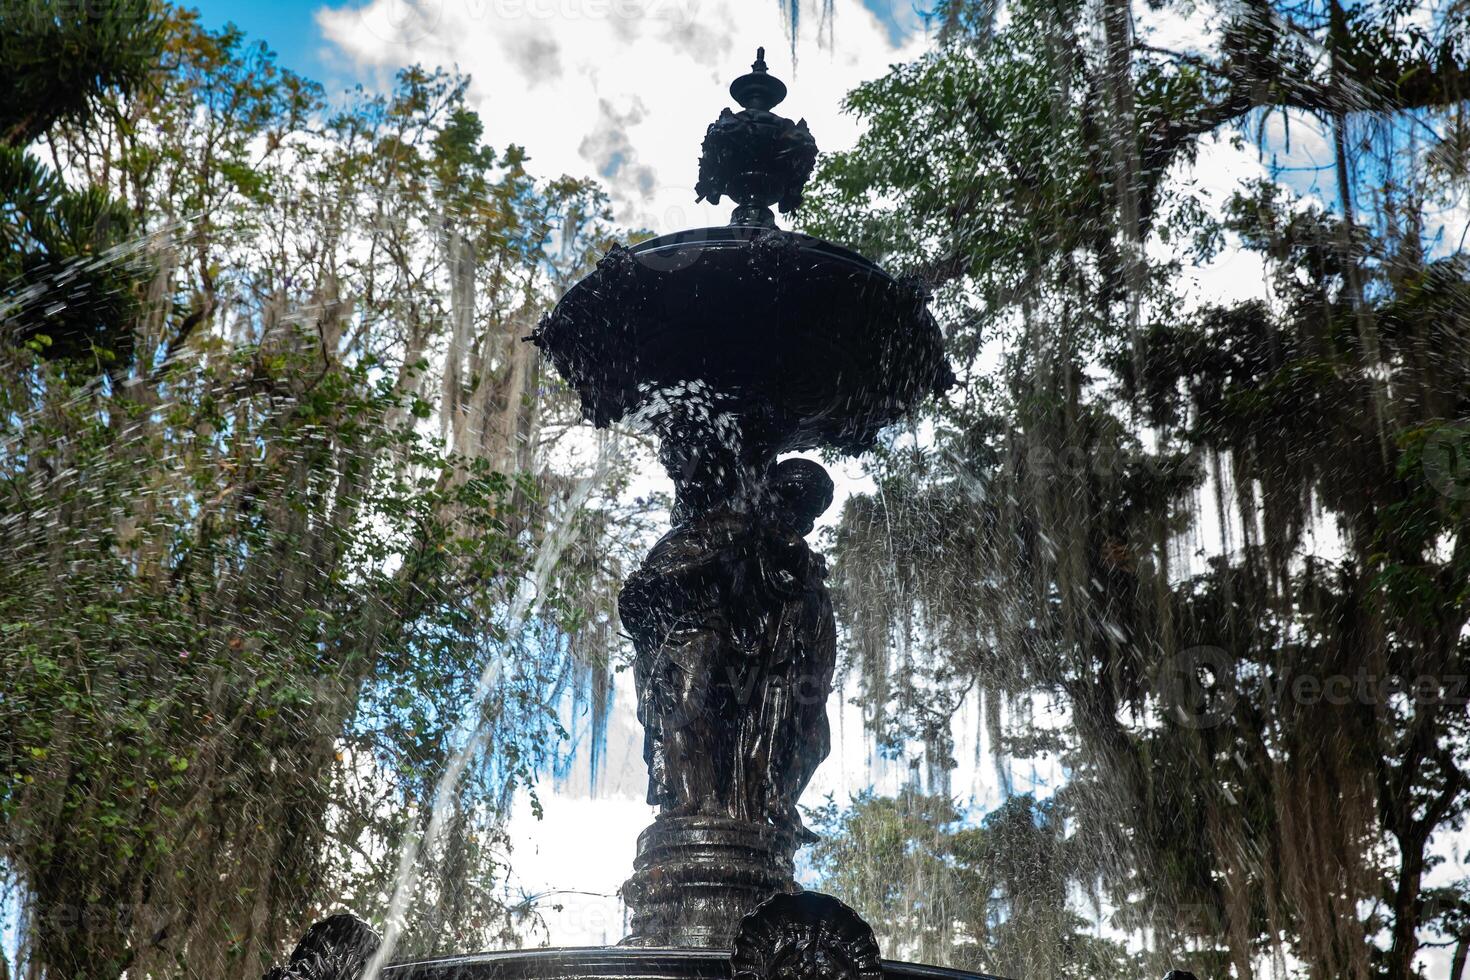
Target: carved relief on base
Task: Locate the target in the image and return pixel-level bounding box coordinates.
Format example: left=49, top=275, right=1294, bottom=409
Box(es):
left=731, top=892, right=883, bottom=980
left=263, top=913, right=380, bottom=980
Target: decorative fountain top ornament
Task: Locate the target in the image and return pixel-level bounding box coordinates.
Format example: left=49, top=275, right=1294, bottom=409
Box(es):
left=530, top=50, right=952, bottom=461
left=694, top=47, right=818, bottom=228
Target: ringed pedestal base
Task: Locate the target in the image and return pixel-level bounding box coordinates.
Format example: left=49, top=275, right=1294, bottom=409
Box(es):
left=620, top=816, right=802, bottom=949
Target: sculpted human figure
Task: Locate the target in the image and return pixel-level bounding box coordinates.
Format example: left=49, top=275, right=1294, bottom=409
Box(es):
left=742, top=458, right=836, bottom=833
left=619, top=443, right=836, bottom=834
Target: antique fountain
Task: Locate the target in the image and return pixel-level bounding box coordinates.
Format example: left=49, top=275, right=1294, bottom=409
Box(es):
left=264, top=50, right=1193, bottom=980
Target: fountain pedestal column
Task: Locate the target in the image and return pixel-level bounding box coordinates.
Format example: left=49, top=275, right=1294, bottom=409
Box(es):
left=612, top=410, right=838, bottom=947
left=622, top=815, right=801, bottom=948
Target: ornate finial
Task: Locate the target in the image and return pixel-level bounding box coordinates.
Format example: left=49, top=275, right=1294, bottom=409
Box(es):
left=696, top=47, right=817, bottom=227
left=730, top=46, right=788, bottom=112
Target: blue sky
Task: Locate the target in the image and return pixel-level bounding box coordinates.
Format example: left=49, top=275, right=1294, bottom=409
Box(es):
left=858, top=0, right=927, bottom=44
left=189, top=0, right=925, bottom=90
left=193, top=0, right=331, bottom=78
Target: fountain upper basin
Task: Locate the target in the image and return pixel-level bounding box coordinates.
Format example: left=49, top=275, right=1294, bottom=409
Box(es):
left=530, top=225, right=953, bottom=456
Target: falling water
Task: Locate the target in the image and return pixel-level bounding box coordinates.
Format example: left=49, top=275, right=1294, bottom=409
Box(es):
left=362, top=433, right=623, bottom=980
left=6, top=1, right=1470, bottom=977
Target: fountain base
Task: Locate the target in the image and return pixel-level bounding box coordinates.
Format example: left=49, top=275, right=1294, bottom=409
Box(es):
left=621, top=816, right=803, bottom=949
left=382, top=947, right=1009, bottom=980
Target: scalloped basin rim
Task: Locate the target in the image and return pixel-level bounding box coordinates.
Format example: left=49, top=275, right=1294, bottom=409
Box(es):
left=628, top=225, right=889, bottom=278
left=384, top=946, right=1010, bottom=980
left=533, top=223, right=951, bottom=455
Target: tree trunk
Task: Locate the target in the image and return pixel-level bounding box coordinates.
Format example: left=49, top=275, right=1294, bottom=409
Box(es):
left=1385, top=829, right=1428, bottom=980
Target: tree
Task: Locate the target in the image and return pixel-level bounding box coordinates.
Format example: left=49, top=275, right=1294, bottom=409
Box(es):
left=0, top=0, right=161, bottom=149
left=805, top=0, right=1470, bottom=976
left=1, top=7, right=637, bottom=977
left=808, top=792, right=1140, bottom=979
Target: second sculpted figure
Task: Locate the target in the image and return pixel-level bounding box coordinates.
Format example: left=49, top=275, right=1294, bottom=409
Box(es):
left=614, top=389, right=840, bottom=947
left=620, top=429, right=836, bottom=836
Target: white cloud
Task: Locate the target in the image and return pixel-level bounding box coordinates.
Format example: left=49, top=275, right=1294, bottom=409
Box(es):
left=316, top=0, right=928, bottom=232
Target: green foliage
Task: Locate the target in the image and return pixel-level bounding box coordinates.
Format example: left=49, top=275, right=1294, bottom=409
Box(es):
left=0, top=6, right=631, bottom=978
left=2, top=344, right=451, bottom=976
left=807, top=1, right=1470, bottom=977
left=0, top=0, right=163, bottom=148
left=808, top=792, right=1142, bottom=979
left=1, top=145, right=144, bottom=368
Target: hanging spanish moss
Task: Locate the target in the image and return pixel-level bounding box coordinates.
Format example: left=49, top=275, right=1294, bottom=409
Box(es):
left=777, top=0, right=837, bottom=62
left=804, top=0, right=1470, bottom=976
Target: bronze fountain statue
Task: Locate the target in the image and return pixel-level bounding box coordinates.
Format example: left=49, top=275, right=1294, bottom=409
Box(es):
left=264, top=48, right=1196, bottom=980
left=527, top=47, right=948, bottom=950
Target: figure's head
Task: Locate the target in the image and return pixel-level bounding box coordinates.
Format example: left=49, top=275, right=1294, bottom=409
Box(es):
left=771, top=458, right=834, bottom=536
